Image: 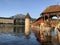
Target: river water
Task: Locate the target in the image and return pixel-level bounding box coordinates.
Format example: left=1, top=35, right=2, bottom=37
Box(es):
left=0, top=26, right=40, bottom=45
left=0, top=33, right=40, bottom=45
left=0, top=26, right=59, bottom=45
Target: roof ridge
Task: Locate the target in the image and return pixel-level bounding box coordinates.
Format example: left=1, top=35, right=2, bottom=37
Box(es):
left=42, top=5, right=60, bottom=14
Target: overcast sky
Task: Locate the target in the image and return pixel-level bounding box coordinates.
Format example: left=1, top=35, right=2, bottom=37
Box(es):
left=0, top=0, right=59, bottom=18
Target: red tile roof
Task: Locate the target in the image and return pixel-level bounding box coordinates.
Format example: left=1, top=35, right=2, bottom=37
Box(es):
left=42, top=5, right=60, bottom=14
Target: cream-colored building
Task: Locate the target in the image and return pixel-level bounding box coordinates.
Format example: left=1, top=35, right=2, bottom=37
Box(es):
left=0, top=17, right=14, bottom=24
left=25, top=13, right=31, bottom=36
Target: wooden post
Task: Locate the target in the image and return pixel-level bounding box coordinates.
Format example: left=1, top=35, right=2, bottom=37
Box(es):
left=47, top=14, right=50, bottom=22
left=57, top=14, right=59, bottom=22
left=44, top=15, right=45, bottom=22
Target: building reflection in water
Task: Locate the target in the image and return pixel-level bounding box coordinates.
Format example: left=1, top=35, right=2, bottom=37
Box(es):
left=14, top=26, right=25, bottom=33
left=0, top=25, right=25, bottom=33
left=0, top=25, right=60, bottom=45
left=0, top=26, right=40, bottom=45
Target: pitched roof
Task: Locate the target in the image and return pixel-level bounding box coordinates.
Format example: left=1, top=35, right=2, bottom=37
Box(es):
left=25, top=13, right=31, bottom=18
left=42, top=5, right=60, bottom=14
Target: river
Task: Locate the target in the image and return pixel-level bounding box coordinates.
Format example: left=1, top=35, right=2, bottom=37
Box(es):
left=0, top=26, right=40, bottom=45
left=0, top=33, right=40, bottom=45
left=0, top=26, right=59, bottom=45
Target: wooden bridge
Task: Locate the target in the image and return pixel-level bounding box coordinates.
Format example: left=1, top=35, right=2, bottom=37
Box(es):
left=30, top=5, right=60, bottom=44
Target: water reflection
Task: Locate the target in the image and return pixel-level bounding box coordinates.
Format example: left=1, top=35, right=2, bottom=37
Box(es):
left=0, top=26, right=59, bottom=45
left=0, top=26, right=40, bottom=45
left=14, top=26, right=25, bottom=33
left=0, top=26, right=25, bottom=33
left=0, top=33, right=40, bottom=45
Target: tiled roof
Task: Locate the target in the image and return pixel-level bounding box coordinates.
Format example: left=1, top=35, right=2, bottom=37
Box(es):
left=0, top=17, right=12, bottom=19
left=25, top=13, right=31, bottom=18
left=42, top=5, right=60, bottom=14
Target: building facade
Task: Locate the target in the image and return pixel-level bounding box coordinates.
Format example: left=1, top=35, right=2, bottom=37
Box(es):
left=0, top=17, right=14, bottom=26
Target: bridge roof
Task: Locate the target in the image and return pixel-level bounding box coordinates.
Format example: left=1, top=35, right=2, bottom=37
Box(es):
left=32, top=5, right=60, bottom=25
left=42, top=5, right=60, bottom=14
